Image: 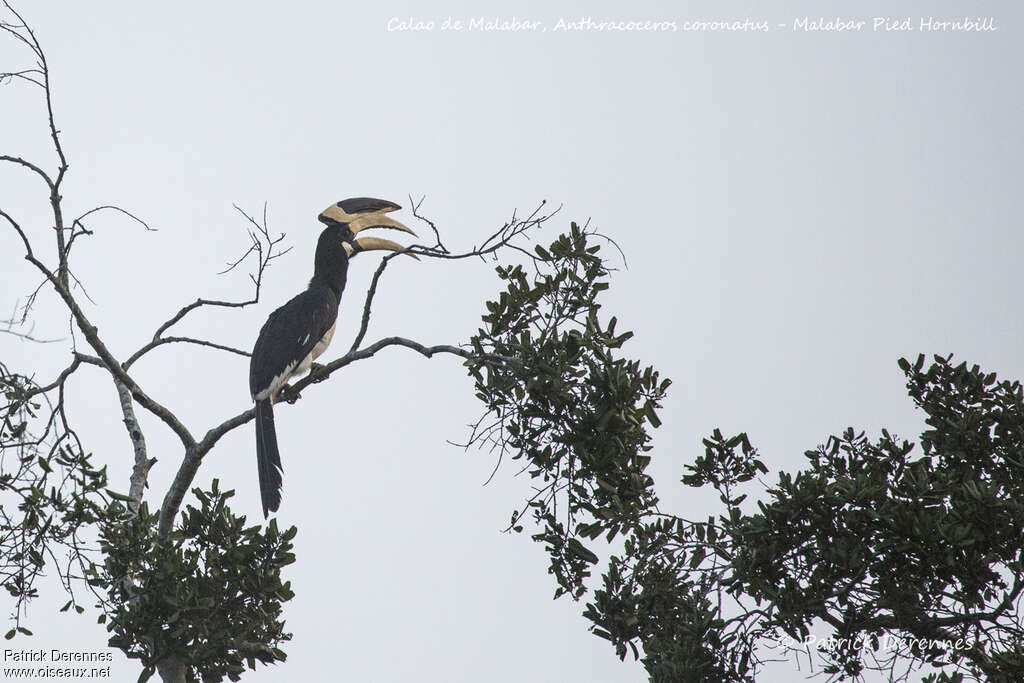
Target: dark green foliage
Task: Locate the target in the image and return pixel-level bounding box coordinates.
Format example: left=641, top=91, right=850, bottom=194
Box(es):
left=595, top=355, right=1024, bottom=682
left=467, top=223, right=669, bottom=599
left=469, top=226, right=1024, bottom=683
left=100, top=480, right=295, bottom=682
left=722, top=355, right=1024, bottom=681
left=585, top=520, right=745, bottom=682
left=586, top=431, right=767, bottom=683
left=1, top=369, right=298, bottom=681
left=2, top=367, right=296, bottom=681
left=0, top=363, right=109, bottom=637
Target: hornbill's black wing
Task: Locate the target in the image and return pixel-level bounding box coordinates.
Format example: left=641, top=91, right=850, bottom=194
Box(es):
left=249, top=287, right=340, bottom=400
left=249, top=287, right=340, bottom=516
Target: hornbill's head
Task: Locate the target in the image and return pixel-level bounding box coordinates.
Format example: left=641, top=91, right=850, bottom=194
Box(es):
left=317, top=197, right=418, bottom=259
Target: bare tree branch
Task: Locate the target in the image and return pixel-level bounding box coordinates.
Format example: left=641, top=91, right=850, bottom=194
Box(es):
left=0, top=207, right=35, bottom=256
left=113, top=378, right=155, bottom=515
left=72, top=204, right=154, bottom=231
left=0, top=154, right=54, bottom=188
left=349, top=200, right=556, bottom=354
left=410, top=200, right=559, bottom=263
left=26, top=356, right=82, bottom=396
left=69, top=340, right=195, bottom=450
left=408, top=194, right=447, bottom=252
left=151, top=298, right=254, bottom=341
left=0, top=67, right=44, bottom=88
left=193, top=336, right=516, bottom=457
left=126, top=205, right=289, bottom=369
left=288, top=336, right=473, bottom=397
left=155, top=331, right=519, bottom=539
left=157, top=445, right=201, bottom=540
left=347, top=255, right=391, bottom=353
left=124, top=336, right=250, bottom=370
left=5, top=77, right=170, bottom=395
left=221, top=203, right=291, bottom=277
left=157, top=336, right=478, bottom=537
left=66, top=204, right=154, bottom=254
left=1, top=2, right=69, bottom=286
left=0, top=315, right=61, bottom=343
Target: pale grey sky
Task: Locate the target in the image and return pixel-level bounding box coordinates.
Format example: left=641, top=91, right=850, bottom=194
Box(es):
left=1, top=1, right=1020, bottom=681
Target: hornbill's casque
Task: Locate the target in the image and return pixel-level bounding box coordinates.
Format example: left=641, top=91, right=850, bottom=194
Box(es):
left=249, top=198, right=416, bottom=517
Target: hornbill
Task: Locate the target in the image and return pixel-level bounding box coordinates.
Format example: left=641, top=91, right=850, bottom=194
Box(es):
left=249, top=198, right=416, bottom=517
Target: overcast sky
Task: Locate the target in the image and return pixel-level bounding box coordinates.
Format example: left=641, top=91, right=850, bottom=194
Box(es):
left=1, top=1, right=1021, bottom=681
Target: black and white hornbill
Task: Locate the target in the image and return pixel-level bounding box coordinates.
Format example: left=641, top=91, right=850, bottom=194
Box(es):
left=248, top=198, right=416, bottom=517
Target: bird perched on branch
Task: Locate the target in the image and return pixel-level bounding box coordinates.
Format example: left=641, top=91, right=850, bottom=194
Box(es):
left=249, top=198, right=417, bottom=517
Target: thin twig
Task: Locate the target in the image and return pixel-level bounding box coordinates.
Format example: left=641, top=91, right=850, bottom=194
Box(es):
left=25, top=357, right=82, bottom=397
left=346, top=200, right=556, bottom=356
left=0, top=154, right=53, bottom=188
left=123, top=336, right=250, bottom=370
left=409, top=195, right=448, bottom=252
left=126, top=205, right=289, bottom=368
left=0, top=317, right=61, bottom=343
left=66, top=204, right=154, bottom=254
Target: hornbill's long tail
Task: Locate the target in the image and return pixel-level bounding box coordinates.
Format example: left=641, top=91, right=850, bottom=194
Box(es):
left=255, top=399, right=282, bottom=517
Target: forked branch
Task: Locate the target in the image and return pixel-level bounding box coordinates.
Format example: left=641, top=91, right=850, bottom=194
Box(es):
left=124, top=204, right=289, bottom=370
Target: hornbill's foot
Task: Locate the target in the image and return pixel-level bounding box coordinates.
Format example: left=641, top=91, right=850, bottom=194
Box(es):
left=278, top=383, right=301, bottom=404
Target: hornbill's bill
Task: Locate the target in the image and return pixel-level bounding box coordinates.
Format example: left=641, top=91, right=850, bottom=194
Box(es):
left=249, top=198, right=416, bottom=517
